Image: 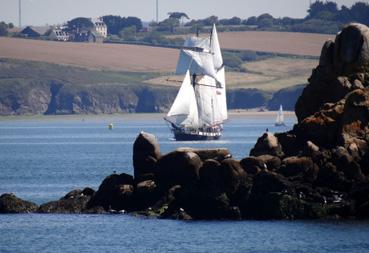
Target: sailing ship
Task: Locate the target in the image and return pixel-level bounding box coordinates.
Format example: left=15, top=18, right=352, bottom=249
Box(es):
left=275, top=105, right=286, bottom=126
left=164, top=24, right=227, bottom=141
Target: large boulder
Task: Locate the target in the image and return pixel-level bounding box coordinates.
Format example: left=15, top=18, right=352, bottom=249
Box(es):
left=295, top=23, right=369, bottom=123
left=250, top=132, right=284, bottom=158
left=0, top=193, right=38, bottom=213
left=133, top=132, right=161, bottom=181
left=278, top=156, right=318, bottom=182
left=157, top=151, right=202, bottom=190
left=339, top=88, right=369, bottom=151
left=175, top=147, right=231, bottom=161
left=87, top=173, right=134, bottom=211
left=295, top=100, right=345, bottom=148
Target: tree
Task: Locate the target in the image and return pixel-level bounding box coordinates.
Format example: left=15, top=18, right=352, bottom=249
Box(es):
left=257, top=13, right=274, bottom=28
left=0, top=21, right=8, bottom=36
left=119, top=26, right=137, bottom=41
left=219, top=17, right=241, bottom=26
left=67, top=17, right=94, bottom=32
left=8, top=23, right=14, bottom=29
left=168, top=12, right=189, bottom=27
left=123, top=17, right=143, bottom=31
left=103, top=15, right=143, bottom=35
left=350, top=2, right=369, bottom=26
left=244, top=16, right=257, bottom=25
left=103, top=15, right=123, bottom=35
left=157, top=18, right=179, bottom=33
left=168, top=12, right=189, bottom=20
left=203, top=16, right=218, bottom=26
left=307, top=1, right=338, bottom=19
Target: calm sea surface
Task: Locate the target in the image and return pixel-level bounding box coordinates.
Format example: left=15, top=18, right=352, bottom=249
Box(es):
left=1, top=113, right=368, bottom=253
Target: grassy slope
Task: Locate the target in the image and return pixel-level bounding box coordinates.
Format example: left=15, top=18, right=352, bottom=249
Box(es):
left=145, top=57, right=316, bottom=92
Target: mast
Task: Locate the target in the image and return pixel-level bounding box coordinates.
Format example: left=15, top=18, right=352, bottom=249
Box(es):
left=19, top=0, right=22, bottom=28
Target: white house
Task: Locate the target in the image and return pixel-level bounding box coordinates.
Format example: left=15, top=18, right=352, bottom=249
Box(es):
left=91, top=18, right=107, bottom=38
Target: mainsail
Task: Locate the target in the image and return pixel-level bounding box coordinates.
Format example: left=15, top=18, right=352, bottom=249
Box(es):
left=167, top=24, right=227, bottom=139
left=167, top=70, right=199, bottom=127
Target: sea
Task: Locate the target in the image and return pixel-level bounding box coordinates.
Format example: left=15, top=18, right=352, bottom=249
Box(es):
left=0, top=113, right=369, bottom=253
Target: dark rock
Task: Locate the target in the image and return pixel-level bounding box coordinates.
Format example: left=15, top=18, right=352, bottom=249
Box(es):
left=38, top=188, right=92, bottom=214
left=316, top=163, right=352, bottom=191
left=133, top=131, right=161, bottom=179
left=199, top=159, right=223, bottom=192
left=250, top=171, right=293, bottom=195
left=275, top=132, right=300, bottom=157
left=219, top=159, right=247, bottom=196
left=295, top=100, right=345, bottom=148
left=88, top=173, right=134, bottom=211
left=339, top=88, right=369, bottom=151
left=157, top=151, right=202, bottom=190
left=0, top=193, right=38, bottom=213
left=240, top=156, right=264, bottom=175
left=256, top=155, right=282, bottom=171
left=278, top=156, right=317, bottom=182
left=250, top=132, right=284, bottom=157
left=134, top=180, right=160, bottom=209
left=175, top=147, right=231, bottom=161
left=295, top=23, right=369, bottom=122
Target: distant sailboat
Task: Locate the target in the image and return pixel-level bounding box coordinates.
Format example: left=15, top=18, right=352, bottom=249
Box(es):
left=164, top=24, right=227, bottom=141
left=275, top=105, right=286, bottom=126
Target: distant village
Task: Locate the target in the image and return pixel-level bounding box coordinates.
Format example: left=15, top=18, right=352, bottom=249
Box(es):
left=19, top=17, right=108, bottom=43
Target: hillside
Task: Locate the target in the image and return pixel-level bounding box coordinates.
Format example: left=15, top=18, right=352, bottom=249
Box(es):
left=170, top=31, right=333, bottom=56
left=0, top=31, right=329, bottom=73
left=0, top=58, right=307, bottom=115
left=0, top=32, right=326, bottom=115
left=0, top=37, right=178, bottom=72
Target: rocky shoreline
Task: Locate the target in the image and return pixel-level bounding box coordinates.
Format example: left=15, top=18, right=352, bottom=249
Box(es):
left=1, top=23, right=369, bottom=220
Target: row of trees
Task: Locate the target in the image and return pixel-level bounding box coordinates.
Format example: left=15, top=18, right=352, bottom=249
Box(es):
left=65, top=16, right=143, bottom=35
left=0, top=22, right=14, bottom=36
left=179, top=1, right=369, bottom=34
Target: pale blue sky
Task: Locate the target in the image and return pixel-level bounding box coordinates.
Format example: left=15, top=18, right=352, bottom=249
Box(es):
left=0, top=0, right=364, bottom=26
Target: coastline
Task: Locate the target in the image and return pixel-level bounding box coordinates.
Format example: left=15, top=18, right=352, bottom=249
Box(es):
left=0, top=110, right=296, bottom=122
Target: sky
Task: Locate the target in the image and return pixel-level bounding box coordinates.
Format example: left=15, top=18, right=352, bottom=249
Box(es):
left=0, top=0, right=364, bottom=27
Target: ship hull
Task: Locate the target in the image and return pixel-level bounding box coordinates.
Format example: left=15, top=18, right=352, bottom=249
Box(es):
left=174, top=131, right=221, bottom=141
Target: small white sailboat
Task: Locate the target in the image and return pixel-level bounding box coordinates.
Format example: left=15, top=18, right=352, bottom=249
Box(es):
left=275, top=105, right=286, bottom=126
left=164, top=24, right=227, bottom=141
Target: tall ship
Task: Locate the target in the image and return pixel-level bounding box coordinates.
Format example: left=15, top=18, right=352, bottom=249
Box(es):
left=275, top=105, right=286, bottom=126
left=164, top=24, right=227, bottom=141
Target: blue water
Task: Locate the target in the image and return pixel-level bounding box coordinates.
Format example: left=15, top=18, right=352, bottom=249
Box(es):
left=1, top=113, right=369, bottom=253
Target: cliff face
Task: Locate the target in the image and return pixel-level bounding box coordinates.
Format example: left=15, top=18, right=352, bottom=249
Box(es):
left=0, top=59, right=286, bottom=115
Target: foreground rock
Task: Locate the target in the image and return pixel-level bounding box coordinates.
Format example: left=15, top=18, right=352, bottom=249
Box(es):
left=0, top=193, right=38, bottom=213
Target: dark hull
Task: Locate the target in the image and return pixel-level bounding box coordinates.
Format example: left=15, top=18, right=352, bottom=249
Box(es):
left=174, top=132, right=221, bottom=141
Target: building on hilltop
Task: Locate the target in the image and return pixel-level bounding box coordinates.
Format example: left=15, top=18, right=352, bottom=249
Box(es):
left=20, top=26, right=50, bottom=37
left=91, top=17, right=107, bottom=38
left=46, top=27, right=69, bottom=41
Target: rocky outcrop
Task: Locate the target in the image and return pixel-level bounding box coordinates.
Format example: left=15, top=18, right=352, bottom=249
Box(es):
left=38, top=188, right=99, bottom=214
left=0, top=193, right=38, bottom=213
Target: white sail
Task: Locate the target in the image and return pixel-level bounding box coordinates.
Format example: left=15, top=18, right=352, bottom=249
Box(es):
left=210, top=24, right=223, bottom=70
left=194, top=75, right=217, bottom=126
left=186, top=50, right=217, bottom=78
left=215, top=66, right=227, bottom=121
left=183, top=36, right=210, bottom=51
left=276, top=105, right=284, bottom=125
left=167, top=71, right=199, bottom=127
left=176, top=36, right=211, bottom=75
